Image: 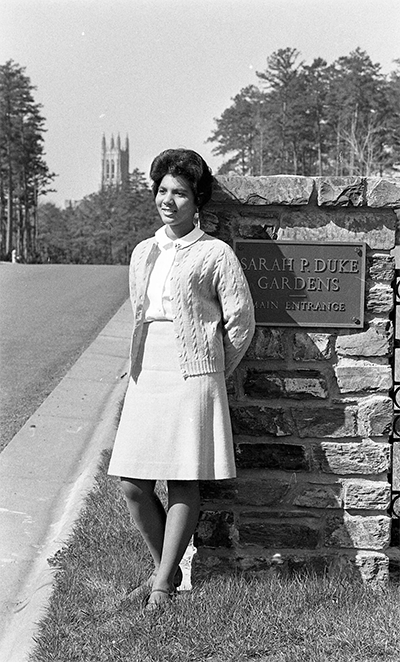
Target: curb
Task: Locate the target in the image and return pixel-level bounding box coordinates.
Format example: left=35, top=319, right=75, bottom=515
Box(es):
left=0, top=300, right=132, bottom=662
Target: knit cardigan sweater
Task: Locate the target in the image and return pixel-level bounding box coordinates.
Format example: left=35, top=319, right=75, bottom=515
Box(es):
left=128, top=231, right=255, bottom=378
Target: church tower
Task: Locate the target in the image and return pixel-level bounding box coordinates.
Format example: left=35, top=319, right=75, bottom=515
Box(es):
left=101, top=134, right=130, bottom=189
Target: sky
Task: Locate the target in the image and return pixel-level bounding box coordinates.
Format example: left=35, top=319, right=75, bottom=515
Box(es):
left=1, top=0, right=399, bottom=206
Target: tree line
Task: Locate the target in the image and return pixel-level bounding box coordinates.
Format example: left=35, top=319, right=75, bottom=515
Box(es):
left=1, top=48, right=400, bottom=264
left=0, top=59, right=159, bottom=264
left=208, top=47, right=400, bottom=178
left=0, top=60, right=55, bottom=261
left=37, top=172, right=160, bottom=264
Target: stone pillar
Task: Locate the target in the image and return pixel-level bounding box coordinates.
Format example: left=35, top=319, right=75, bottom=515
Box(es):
left=195, top=175, right=400, bottom=586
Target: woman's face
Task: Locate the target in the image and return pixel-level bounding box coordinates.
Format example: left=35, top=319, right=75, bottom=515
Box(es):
left=155, top=174, right=197, bottom=238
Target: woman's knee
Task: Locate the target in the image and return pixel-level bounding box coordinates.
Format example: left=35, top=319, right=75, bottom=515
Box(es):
left=167, top=479, right=200, bottom=504
left=120, top=477, right=155, bottom=503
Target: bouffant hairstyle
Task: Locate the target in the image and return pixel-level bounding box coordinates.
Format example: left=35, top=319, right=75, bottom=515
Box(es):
left=149, top=149, right=213, bottom=209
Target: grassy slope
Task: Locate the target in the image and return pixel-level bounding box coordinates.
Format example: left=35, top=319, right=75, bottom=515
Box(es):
left=29, top=450, right=400, bottom=662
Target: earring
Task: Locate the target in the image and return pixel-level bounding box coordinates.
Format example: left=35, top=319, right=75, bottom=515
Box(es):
left=194, top=209, right=200, bottom=227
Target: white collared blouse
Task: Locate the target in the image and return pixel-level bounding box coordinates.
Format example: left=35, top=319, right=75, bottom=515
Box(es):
left=144, top=225, right=204, bottom=321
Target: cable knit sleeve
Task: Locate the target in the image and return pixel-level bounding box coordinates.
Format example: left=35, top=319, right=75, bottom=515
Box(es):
left=129, top=245, right=138, bottom=304
left=129, top=238, right=155, bottom=308
left=215, top=243, right=255, bottom=376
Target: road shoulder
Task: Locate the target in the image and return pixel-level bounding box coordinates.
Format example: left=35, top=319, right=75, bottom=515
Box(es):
left=0, top=299, right=132, bottom=661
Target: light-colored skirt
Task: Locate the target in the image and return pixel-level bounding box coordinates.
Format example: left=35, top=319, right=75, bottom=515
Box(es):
left=107, top=321, right=236, bottom=480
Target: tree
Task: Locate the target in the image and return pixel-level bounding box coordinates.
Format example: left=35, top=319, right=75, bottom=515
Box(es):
left=36, top=169, right=160, bottom=264
left=256, top=48, right=305, bottom=174
left=207, top=85, right=268, bottom=175
left=324, top=49, right=389, bottom=176
left=208, top=48, right=308, bottom=176
left=208, top=47, right=400, bottom=179
left=379, top=59, right=400, bottom=174
left=36, top=202, right=72, bottom=263
left=0, top=60, right=54, bottom=260
left=297, top=58, right=330, bottom=175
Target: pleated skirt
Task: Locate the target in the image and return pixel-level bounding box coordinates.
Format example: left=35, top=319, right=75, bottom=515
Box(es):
left=107, top=320, right=236, bottom=480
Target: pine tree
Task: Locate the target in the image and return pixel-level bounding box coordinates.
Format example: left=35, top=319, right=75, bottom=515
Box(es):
left=0, top=60, right=54, bottom=260
left=208, top=47, right=400, bottom=178
left=325, top=49, right=387, bottom=175
left=207, top=85, right=267, bottom=175
left=297, top=58, right=330, bottom=175
left=384, top=60, right=400, bottom=173
left=256, top=48, right=304, bottom=174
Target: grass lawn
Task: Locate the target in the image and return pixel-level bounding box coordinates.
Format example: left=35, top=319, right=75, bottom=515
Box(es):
left=29, top=450, right=400, bottom=662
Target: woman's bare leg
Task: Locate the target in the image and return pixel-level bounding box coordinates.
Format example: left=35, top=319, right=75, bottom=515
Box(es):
left=149, top=480, right=200, bottom=604
left=120, top=478, right=200, bottom=606
left=120, top=478, right=166, bottom=573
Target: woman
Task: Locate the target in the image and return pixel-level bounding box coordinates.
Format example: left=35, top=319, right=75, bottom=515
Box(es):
left=108, top=149, right=255, bottom=609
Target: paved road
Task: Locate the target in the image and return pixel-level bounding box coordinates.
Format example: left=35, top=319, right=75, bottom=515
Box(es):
left=0, top=263, right=129, bottom=450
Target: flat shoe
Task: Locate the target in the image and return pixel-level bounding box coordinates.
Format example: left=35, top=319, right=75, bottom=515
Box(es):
left=124, top=572, right=157, bottom=599
left=145, top=588, right=175, bottom=611
left=129, top=566, right=182, bottom=597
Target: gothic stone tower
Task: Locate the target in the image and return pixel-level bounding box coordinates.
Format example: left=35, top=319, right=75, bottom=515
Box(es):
left=101, top=134, right=130, bottom=189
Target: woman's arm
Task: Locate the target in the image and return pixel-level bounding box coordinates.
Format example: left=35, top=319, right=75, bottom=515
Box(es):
left=216, top=244, right=255, bottom=376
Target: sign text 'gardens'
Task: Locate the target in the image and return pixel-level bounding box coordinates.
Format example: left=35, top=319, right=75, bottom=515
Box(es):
left=234, top=240, right=366, bottom=328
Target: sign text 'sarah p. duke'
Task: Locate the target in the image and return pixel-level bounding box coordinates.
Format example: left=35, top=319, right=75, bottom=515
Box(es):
left=234, top=240, right=366, bottom=328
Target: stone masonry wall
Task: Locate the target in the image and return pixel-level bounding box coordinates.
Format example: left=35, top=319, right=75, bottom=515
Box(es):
left=194, top=175, right=400, bottom=586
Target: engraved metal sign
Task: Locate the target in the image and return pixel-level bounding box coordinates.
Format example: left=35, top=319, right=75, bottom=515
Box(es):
left=234, top=240, right=366, bottom=328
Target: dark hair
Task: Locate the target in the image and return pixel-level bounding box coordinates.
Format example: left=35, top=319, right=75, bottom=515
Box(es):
left=149, top=149, right=213, bottom=209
